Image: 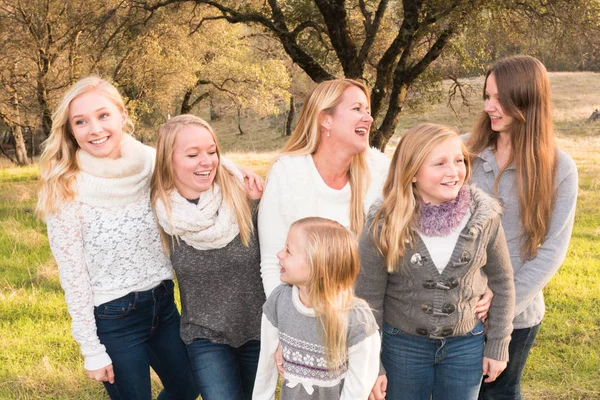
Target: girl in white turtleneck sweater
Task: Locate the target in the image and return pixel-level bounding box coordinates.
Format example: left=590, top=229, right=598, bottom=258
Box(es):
left=38, top=77, right=203, bottom=399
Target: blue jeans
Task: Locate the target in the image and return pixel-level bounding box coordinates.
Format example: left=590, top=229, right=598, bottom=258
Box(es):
left=94, top=280, right=198, bottom=400
left=382, top=321, right=485, bottom=400
left=187, top=338, right=260, bottom=400
left=479, top=323, right=541, bottom=400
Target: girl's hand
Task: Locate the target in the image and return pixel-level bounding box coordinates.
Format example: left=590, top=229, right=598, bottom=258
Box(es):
left=86, top=364, right=115, bottom=384
left=275, top=344, right=284, bottom=376
left=482, top=357, right=507, bottom=383
left=238, top=166, right=264, bottom=200
left=368, top=374, right=387, bottom=400
left=475, top=286, right=494, bottom=321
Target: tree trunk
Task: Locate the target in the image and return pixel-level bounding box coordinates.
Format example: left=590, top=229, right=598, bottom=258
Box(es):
left=12, top=126, right=30, bottom=165
left=236, top=107, right=244, bottom=135
left=284, top=95, right=295, bottom=136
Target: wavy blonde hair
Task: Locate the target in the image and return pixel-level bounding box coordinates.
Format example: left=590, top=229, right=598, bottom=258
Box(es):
left=36, top=76, right=133, bottom=218
left=278, top=79, right=371, bottom=235
left=291, top=217, right=365, bottom=372
left=467, top=55, right=556, bottom=260
left=150, top=114, right=253, bottom=253
left=373, top=124, right=471, bottom=273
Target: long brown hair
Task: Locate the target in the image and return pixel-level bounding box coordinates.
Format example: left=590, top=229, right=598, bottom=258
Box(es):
left=150, top=114, right=253, bottom=252
left=467, top=55, right=556, bottom=260
left=374, top=124, right=471, bottom=272
left=277, top=79, right=371, bottom=235
left=291, top=217, right=364, bottom=371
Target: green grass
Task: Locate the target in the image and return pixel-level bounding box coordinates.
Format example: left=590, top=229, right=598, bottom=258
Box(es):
left=1, top=72, right=599, bottom=399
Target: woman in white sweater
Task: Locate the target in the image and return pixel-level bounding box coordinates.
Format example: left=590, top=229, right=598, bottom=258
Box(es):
left=258, top=79, right=390, bottom=297
left=258, top=79, right=390, bottom=399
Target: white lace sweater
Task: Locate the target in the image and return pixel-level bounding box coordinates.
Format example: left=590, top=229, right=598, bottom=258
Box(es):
left=258, top=148, right=390, bottom=297
left=45, top=135, right=173, bottom=371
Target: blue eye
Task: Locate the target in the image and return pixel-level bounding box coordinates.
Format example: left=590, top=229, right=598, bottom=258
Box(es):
left=99, top=113, right=109, bottom=119
left=74, top=120, right=85, bottom=126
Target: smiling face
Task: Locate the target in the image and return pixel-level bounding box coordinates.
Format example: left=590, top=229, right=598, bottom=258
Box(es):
left=277, top=226, right=311, bottom=287
left=484, top=73, right=514, bottom=134
left=412, top=136, right=467, bottom=205
left=171, top=125, right=219, bottom=199
left=68, top=89, right=126, bottom=159
left=323, top=85, right=373, bottom=155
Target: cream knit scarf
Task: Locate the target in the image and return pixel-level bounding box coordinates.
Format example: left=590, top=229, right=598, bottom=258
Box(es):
left=154, top=185, right=240, bottom=250
left=75, top=135, right=154, bottom=208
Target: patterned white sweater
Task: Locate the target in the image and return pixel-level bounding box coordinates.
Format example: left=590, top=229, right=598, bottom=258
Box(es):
left=45, top=135, right=173, bottom=370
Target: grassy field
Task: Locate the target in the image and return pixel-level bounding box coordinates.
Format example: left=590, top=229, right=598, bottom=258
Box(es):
left=1, top=72, right=599, bottom=399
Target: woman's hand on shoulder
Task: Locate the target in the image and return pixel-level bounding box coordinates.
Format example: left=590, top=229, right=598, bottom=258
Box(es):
left=238, top=165, right=264, bottom=200
left=86, top=364, right=115, bottom=384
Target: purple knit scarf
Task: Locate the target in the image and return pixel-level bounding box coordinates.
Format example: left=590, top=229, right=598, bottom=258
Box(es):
left=417, top=186, right=471, bottom=236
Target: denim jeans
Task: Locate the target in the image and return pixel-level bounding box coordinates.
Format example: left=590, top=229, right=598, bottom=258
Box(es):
left=382, top=321, right=485, bottom=400
left=187, top=338, right=260, bottom=400
left=94, top=280, right=198, bottom=400
left=479, top=323, right=541, bottom=400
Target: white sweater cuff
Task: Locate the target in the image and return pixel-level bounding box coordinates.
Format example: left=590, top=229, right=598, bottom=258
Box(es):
left=84, top=350, right=112, bottom=371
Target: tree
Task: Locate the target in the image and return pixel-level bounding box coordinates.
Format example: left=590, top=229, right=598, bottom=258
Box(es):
left=141, top=0, right=505, bottom=150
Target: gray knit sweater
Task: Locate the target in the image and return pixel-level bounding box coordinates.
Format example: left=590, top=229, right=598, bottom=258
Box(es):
left=470, top=147, right=578, bottom=329
left=356, top=185, right=516, bottom=361
left=170, top=208, right=265, bottom=347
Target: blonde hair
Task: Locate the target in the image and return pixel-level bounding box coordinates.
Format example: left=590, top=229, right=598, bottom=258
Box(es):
left=291, top=217, right=363, bottom=371
left=279, top=79, right=371, bottom=235
left=467, top=55, right=556, bottom=260
left=36, top=76, right=133, bottom=218
left=150, top=114, right=253, bottom=252
left=374, top=123, right=471, bottom=273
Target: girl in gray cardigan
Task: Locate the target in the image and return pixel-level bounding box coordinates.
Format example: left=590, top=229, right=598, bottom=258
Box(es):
left=356, top=123, right=515, bottom=400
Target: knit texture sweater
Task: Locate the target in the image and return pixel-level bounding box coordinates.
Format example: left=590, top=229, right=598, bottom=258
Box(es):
left=169, top=206, right=265, bottom=347
left=356, top=185, right=516, bottom=361
left=253, top=285, right=380, bottom=399
left=258, top=148, right=390, bottom=297
left=45, top=135, right=173, bottom=370
left=470, top=146, right=578, bottom=329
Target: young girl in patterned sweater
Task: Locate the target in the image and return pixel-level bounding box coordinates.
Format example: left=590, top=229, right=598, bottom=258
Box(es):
left=253, top=217, right=380, bottom=399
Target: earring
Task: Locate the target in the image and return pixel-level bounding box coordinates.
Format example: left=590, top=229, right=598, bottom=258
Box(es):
left=326, top=130, right=330, bottom=137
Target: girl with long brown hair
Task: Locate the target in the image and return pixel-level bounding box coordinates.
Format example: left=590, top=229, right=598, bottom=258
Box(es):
left=253, top=217, right=380, bottom=399
left=467, top=55, right=578, bottom=399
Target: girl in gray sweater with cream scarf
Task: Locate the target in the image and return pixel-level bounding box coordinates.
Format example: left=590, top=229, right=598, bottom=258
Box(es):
left=356, top=123, right=515, bottom=400
left=152, top=115, right=265, bottom=400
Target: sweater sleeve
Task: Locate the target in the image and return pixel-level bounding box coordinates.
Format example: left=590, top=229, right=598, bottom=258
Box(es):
left=340, top=331, right=381, bottom=400
left=512, top=157, right=578, bottom=317
left=355, top=219, right=389, bottom=330
left=45, top=203, right=112, bottom=370
left=252, top=314, right=280, bottom=400
left=258, top=161, right=288, bottom=297
left=482, top=217, right=515, bottom=361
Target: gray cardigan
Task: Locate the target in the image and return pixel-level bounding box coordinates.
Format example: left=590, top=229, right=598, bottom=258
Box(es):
left=356, top=185, right=515, bottom=361
left=470, top=147, right=578, bottom=329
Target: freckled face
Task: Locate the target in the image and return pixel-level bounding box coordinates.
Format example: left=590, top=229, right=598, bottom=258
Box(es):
left=412, top=136, right=467, bottom=205
left=171, top=125, right=219, bottom=199
left=69, top=90, right=126, bottom=159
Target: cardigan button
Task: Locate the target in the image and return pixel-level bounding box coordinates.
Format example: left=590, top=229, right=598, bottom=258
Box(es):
left=440, top=327, right=454, bottom=337
left=441, top=304, right=456, bottom=314
left=459, top=250, right=472, bottom=263
left=447, top=277, right=459, bottom=289
left=421, top=303, right=434, bottom=314
left=416, top=328, right=429, bottom=336
left=410, top=253, right=423, bottom=267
